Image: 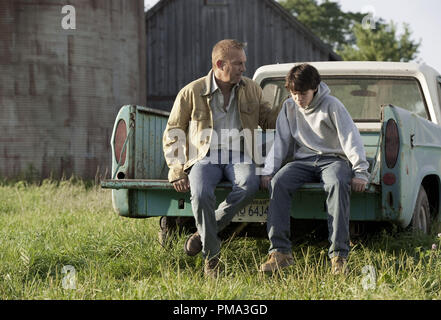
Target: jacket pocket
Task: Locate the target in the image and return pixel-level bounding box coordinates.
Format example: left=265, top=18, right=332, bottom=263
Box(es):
left=191, top=107, right=209, bottom=120
left=240, top=103, right=259, bottom=114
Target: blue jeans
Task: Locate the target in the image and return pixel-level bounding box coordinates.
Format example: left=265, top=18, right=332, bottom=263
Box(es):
left=267, top=156, right=352, bottom=259
left=188, top=150, right=260, bottom=259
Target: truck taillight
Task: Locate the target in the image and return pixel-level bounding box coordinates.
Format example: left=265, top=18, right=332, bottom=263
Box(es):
left=382, top=173, right=396, bottom=185
left=385, top=119, right=399, bottom=168
left=114, top=119, right=127, bottom=165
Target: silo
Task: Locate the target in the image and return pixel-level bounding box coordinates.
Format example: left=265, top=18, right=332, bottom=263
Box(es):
left=0, top=0, right=146, bottom=180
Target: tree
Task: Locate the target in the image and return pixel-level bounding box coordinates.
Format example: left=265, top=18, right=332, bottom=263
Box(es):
left=278, top=0, right=420, bottom=62
left=338, top=21, right=420, bottom=62
left=279, top=0, right=365, bottom=51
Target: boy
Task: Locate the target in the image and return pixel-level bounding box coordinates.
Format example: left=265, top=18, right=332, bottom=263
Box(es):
left=259, top=64, right=369, bottom=274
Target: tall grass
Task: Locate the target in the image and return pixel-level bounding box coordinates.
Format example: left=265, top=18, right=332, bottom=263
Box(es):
left=0, top=178, right=440, bottom=300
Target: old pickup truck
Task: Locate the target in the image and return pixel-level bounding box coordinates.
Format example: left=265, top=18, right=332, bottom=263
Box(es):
left=101, top=61, right=441, bottom=242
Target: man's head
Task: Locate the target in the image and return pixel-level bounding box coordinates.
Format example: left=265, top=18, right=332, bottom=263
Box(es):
left=285, top=64, right=321, bottom=108
left=212, top=39, right=247, bottom=85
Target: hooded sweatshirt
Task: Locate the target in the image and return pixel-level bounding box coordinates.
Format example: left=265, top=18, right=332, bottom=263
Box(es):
left=262, top=81, right=370, bottom=182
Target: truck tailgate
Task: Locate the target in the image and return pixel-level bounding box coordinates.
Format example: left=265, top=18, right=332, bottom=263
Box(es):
left=101, top=179, right=381, bottom=222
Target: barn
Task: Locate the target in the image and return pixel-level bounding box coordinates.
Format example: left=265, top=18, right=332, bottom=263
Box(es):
left=145, top=0, right=341, bottom=111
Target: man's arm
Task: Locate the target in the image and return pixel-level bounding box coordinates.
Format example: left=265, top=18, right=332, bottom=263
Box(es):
left=163, top=88, right=192, bottom=185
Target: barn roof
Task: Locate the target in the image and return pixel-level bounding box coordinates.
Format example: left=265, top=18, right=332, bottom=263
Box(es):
left=146, top=0, right=340, bottom=61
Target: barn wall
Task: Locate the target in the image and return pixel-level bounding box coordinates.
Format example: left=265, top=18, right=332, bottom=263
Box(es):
left=0, top=0, right=146, bottom=179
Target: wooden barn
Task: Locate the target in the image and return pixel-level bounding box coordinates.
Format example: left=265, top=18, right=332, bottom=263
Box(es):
left=145, top=0, right=341, bottom=111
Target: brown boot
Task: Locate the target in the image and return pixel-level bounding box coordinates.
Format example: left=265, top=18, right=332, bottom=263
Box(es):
left=184, top=232, right=202, bottom=256
left=204, top=256, right=221, bottom=278
left=259, top=251, right=294, bottom=272
left=331, top=256, right=348, bottom=275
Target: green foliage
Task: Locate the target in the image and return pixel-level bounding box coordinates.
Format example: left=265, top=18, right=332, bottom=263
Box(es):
left=278, top=0, right=420, bottom=62
left=337, top=22, right=420, bottom=62
left=279, top=0, right=365, bottom=51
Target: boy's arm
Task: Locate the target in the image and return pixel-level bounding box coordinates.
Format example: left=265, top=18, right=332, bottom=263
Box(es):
left=262, top=102, right=294, bottom=176
left=255, top=82, right=281, bottom=130
left=332, top=104, right=370, bottom=182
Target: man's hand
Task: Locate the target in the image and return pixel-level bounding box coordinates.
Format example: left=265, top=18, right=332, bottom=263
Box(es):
left=173, top=177, right=190, bottom=193
left=261, top=175, right=272, bottom=190
left=351, top=178, right=367, bottom=192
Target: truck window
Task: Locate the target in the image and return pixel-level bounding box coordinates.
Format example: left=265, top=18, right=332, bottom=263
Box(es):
left=262, top=76, right=428, bottom=122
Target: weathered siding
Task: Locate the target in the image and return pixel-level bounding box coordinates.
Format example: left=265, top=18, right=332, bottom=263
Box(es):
left=0, top=0, right=146, bottom=179
left=146, top=0, right=339, bottom=111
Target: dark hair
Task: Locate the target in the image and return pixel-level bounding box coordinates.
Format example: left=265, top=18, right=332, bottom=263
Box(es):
left=285, top=64, right=321, bottom=92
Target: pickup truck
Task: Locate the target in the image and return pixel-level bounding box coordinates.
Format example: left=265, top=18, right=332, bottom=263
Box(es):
left=101, top=61, right=441, bottom=243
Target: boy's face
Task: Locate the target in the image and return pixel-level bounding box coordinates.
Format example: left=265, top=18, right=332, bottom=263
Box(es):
left=290, top=89, right=316, bottom=108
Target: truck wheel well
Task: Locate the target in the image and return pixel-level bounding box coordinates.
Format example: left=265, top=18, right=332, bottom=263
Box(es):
left=421, top=175, right=440, bottom=220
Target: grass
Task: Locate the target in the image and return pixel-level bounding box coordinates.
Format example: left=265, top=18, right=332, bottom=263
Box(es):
left=0, top=178, right=441, bottom=300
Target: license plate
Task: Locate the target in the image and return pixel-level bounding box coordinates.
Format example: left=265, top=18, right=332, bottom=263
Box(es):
left=232, top=199, right=269, bottom=222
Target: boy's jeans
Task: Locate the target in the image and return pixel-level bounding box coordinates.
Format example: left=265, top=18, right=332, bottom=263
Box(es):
left=267, top=155, right=352, bottom=259
left=188, top=150, right=259, bottom=259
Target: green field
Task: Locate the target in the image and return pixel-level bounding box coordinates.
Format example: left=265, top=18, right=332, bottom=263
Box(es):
left=1, top=178, right=440, bottom=300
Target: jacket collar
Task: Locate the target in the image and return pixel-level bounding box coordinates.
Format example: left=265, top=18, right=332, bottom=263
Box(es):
left=201, top=69, right=245, bottom=97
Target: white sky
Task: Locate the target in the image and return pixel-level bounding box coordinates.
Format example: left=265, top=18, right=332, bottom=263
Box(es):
left=144, top=0, right=441, bottom=73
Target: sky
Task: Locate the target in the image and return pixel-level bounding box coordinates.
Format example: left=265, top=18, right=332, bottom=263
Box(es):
left=144, top=0, right=441, bottom=73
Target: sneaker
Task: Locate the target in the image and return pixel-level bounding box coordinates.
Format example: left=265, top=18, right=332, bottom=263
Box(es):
left=259, top=251, right=294, bottom=272
left=184, top=231, right=202, bottom=256
left=331, top=256, right=348, bottom=275
left=204, top=256, right=221, bottom=278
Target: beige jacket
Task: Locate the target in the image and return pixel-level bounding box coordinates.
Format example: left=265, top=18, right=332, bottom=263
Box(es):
left=163, top=70, right=279, bottom=183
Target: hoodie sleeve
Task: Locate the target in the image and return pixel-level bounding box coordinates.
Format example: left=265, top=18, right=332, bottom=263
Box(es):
left=330, top=101, right=370, bottom=182
left=262, top=101, right=294, bottom=176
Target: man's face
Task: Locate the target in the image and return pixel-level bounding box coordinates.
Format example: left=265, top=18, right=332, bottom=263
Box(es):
left=290, top=89, right=316, bottom=108
left=217, top=49, right=247, bottom=84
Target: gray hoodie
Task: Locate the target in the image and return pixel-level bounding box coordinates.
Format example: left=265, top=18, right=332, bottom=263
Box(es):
left=263, top=81, right=370, bottom=182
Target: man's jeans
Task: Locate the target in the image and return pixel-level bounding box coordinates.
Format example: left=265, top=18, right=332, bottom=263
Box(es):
left=267, top=156, right=352, bottom=259
left=188, top=150, right=259, bottom=259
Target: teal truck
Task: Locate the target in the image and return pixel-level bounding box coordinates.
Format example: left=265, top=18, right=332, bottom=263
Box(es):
left=101, top=61, right=441, bottom=241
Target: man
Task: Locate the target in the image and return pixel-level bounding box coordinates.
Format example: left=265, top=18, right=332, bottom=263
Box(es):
left=163, top=39, right=277, bottom=277
left=259, top=63, right=369, bottom=275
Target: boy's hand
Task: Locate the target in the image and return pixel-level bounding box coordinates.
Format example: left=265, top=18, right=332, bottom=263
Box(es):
left=173, top=177, right=190, bottom=193
left=351, top=178, right=367, bottom=192
left=261, top=175, right=272, bottom=189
